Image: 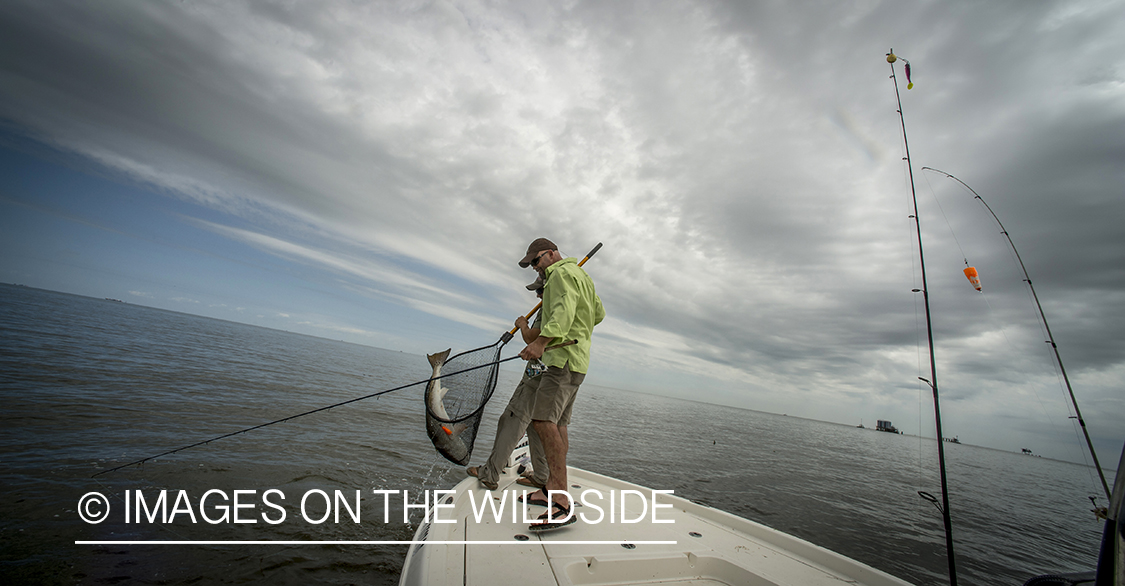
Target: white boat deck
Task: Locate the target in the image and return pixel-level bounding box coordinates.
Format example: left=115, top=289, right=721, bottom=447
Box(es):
left=400, top=446, right=915, bottom=586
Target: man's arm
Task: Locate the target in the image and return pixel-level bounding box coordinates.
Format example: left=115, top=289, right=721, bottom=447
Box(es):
left=515, top=315, right=541, bottom=345
left=518, top=335, right=551, bottom=361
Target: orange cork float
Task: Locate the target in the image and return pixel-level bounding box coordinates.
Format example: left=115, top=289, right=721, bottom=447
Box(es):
left=963, top=266, right=981, bottom=291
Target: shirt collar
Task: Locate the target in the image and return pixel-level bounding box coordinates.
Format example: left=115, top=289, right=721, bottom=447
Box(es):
left=544, top=257, right=576, bottom=277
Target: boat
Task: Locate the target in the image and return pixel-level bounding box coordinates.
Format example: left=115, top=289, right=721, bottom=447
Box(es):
left=875, top=420, right=899, bottom=434
left=400, top=441, right=916, bottom=586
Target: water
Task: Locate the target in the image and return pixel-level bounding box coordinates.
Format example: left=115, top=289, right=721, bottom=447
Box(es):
left=0, top=283, right=1109, bottom=585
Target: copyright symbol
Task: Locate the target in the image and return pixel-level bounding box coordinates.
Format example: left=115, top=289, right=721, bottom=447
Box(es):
left=78, top=492, right=110, bottom=524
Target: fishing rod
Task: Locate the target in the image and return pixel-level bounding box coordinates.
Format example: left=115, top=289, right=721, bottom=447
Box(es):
left=887, top=49, right=958, bottom=586
left=921, top=166, right=1112, bottom=501
left=94, top=341, right=575, bottom=478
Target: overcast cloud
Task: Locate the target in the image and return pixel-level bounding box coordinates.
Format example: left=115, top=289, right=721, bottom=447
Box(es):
left=1, top=0, right=1122, bottom=466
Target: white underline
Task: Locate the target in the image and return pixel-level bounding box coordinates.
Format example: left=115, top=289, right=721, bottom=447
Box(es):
left=76, top=540, right=678, bottom=545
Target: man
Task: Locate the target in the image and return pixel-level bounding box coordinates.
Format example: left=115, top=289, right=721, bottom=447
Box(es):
left=464, top=276, right=550, bottom=493
left=517, top=238, right=604, bottom=529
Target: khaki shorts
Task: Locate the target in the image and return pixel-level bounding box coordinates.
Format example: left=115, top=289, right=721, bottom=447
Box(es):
left=530, top=362, right=585, bottom=426
left=506, top=372, right=540, bottom=419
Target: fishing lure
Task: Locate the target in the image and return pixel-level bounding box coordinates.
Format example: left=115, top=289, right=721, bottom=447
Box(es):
left=886, top=51, right=914, bottom=89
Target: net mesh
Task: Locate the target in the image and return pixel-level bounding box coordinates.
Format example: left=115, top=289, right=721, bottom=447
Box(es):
left=424, top=342, right=503, bottom=465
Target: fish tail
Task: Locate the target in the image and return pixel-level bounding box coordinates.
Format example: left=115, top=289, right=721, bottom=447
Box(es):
left=427, top=348, right=451, bottom=369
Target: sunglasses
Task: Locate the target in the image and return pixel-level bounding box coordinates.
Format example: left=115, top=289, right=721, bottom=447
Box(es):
left=531, top=250, right=551, bottom=268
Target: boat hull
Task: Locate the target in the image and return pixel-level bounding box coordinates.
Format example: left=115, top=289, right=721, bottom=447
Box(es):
left=400, top=445, right=915, bottom=586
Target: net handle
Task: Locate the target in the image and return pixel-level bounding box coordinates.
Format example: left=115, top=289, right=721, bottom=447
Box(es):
left=507, top=242, right=602, bottom=336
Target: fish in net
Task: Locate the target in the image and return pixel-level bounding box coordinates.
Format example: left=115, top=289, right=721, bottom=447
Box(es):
left=423, top=338, right=578, bottom=465
left=424, top=340, right=506, bottom=466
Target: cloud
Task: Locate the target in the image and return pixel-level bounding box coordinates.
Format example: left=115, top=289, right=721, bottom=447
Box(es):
left=1, top=0, right=1122, bottom=461
left=187, top=218, right=461, bottom=301
left=296, top=319, right=380, bottom=338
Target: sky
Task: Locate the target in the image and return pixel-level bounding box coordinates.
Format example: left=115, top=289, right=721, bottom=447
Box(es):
left=1, top=0, right=1122, bottom=472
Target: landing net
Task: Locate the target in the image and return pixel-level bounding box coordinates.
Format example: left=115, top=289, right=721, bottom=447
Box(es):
left=424, top=340, right=506, bottom=466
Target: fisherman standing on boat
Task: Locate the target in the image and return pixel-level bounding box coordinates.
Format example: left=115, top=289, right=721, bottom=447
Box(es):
left=464, top=275, right=551, bottom=492
left=517, top=238, right=604, bottom=529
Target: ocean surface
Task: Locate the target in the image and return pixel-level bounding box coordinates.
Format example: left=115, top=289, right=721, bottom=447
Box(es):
left=0, top=283, right=1111, bottom=585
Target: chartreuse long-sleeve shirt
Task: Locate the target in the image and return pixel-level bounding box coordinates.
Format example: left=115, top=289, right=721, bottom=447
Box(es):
left=538, top=257, right=604, bottom=374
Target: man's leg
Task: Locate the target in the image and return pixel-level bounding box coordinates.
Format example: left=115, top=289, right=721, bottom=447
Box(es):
left=532, top=419, right=568, bottom=508
left=526, top=423, right=549, bottom=486
left=477, top=409, right=532, bottom=487
left=474, top=376, right=536, bottom=488
left=527, top=363, right=582, bottom=513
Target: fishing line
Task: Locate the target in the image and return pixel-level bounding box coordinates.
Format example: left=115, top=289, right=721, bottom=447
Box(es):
left=898, top=150, right=933, bottom=494
left=921, top=169, right=1062, bottom=426
left=976, top=288, right=1073, bottom=445
left=907, top=178, right=943, bottom=503
left=921, top=168, right=1110, bottom=498
left=922, top=174, right=1067, bottom=412
left=903, top=169, right=930, bottom=494
left=93, top=352, right=531, bottom=478
left=921, top=171, right=971, bottom=268
left=979, top=209, right=1085, bottom=447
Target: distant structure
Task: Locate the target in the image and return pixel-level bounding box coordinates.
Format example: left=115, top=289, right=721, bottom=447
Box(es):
left=876, top=420, right=900, bottom=434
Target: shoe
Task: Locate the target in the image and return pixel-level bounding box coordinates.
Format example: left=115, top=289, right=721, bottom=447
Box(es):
left=465, top=466, right=497, bottom=490
left=516, top=476, right=545, bottom=489
left=528, top=501, right=576, bottom=532
left=517, top=490, right=548, bottom=507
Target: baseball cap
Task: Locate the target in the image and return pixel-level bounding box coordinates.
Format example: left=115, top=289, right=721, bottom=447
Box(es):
left=518, top=238, right=557, bottom=268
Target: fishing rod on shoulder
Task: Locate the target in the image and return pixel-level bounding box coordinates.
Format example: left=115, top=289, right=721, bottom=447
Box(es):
left=921, top=166, right=1112, bottom=501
